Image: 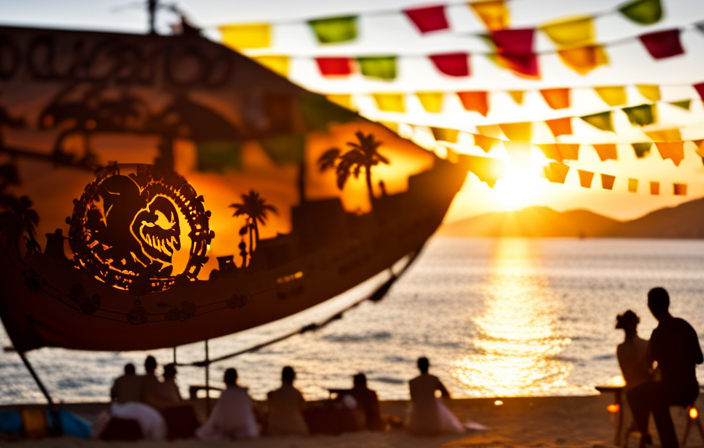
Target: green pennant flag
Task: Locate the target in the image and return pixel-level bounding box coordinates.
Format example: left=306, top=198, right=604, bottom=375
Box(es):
left=580, top=111, right=614, bottom=131
left=299, top=93, right=357, bottom=131
left=357, top=56, right=397, bottom=80
left=261, top=133, right=306, bottom=165
left=623, top=104, right=656, bottom=126
left=632, top=142, right=652, bottom=158
left=619, top=0, right=662, bottom=25
left=308, top=16, right=358, bottom=44
left=669, top=99, right=691, bottom=110
left=196, top=141, right=242, bottom=172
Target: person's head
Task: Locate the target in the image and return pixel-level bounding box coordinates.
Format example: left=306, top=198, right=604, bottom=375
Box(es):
left=145, top=355, right=157, bottom=373
left=353, top=373, right=367, bottom=388
left=282, top=366, right=295, bottom=384
left=164, top=363, right=177, bottom=379
left=124, top=363, right=136, bottom=375
left=615, top=310, right=640, bottom=332
left=648, top=287, right=670, bottom=320
left=224, top=368, right=238, bottom=386
left=417, top=357, right=430, bottom=374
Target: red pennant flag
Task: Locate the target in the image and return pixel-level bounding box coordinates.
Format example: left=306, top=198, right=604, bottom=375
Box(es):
left=315, top=57, right=353, bottom=76
left=429, top=53, right=470, bottom=77
left=694, top=82, right=704, bottom=100
left=496, top=53, right=539, bottom=78
left=491, top=28, right=534, bottom=54
left=638, top=29, right=684, bottom=60
left=545, top=117, right=572, bottom=137
left=404, top=6, right=449, bottom=33
left=457, top=91, right=489, bottom=116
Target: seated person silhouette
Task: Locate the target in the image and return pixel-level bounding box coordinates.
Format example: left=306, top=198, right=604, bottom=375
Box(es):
left=196, top=368, right=259, bottom=440
left=347, top=373, right=383, bottom=431
left=157, top=363, right=182, bottom=407
left=111, top=363, right=142, bottom=403
left=627, top=287, right=703, bottom=448
left=140, top=356, right=163, bottom=409
left=407, top=357, right=463, bottom=435
left=266, top=366, right=308, bottom=436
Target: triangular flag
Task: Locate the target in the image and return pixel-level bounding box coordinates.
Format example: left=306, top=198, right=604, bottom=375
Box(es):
left=541, top=16, right=594, bottom=47
left=578, top=170, right=594, bottom=188
left=372, top=94, right=405, bottom=112
left=416, top=92, right=445, bottom=113
left=498, top=122, right=532, bottom=141
left=669, top=100, right=691, bottom=110
left=693, top=139, right=704, bottom=157
left=544, top=162, right=570, bottom=183
left=639, top=30, right=684, bottom=60
left=358, top=56, right=397, bottom=80
left=693, top=82, right=704, bottom=101
left=219, top=24, right=271, bottom=49
left=644, top=128, right=681, bottom=142
left=595, top=86, right=627, bottom=106
left=619, top=0, right=663, bottom=25
left=655, top=141, right=685, bottom=166
left=508, top=90, right=524, bottom=104
left=457, top=91, right=489, bottom=116
left=537, top=144, right=561, bottom=161
left=429, top=53, right=471, bottom=77
left=308, top=16, right=358, bottom=43
left=315, top=57, right=353, bottom=77
left=197, top=141, right=243, bottom=172
left=431, top=127, right=460, bottom=143
left=466, top=155, right=505, bottom=187
left=260, top=133, right=306, bottom=164
left=326, top=94, right=355, bottom=111
left=540, top=88, right=570, bottom=110
left=495, top=53, right=539, bottom=79
left=473, top=134, right=499, bottom=153
left=623, top=104, right=656, bottom=126
left=469, top=1, right=510, bottom=30
left=601, top=174, right=615, bottom=190
left=637, top=85, right=661, bottom=102
left=253, top=56, right=290, bottom=76
left=628, top=178, right=638, bottom=193
left=491, top=28, right=534, bottom=53
left=557, top=144, right=580, bottom=160
left=673, top=183, right=687, bottom=196
left=557, top=45, right=608, bottom=75
left=545, top=117, right=572, bottom=137
left=581, top=111, right=614, bottom=131
left=593, top=144, right=618, bottom=161
left=404, top=6, right=450, bottom=33
left=476, top=124, right=504, bottom=138
left=632, top=143, right=652, bottom=158
left=650, top=181, right=660, bottom=195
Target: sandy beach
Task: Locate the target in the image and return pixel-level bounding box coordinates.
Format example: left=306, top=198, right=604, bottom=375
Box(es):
left=6, top=393, right=704, bottom=448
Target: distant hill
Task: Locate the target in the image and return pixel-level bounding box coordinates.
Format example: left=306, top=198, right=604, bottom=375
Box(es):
left=439, top=197, right=704, bottom=238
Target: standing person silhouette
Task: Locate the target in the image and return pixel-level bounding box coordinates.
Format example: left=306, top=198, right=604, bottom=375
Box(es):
left=627, top=287, right=703, bottom=448
left=407, top=357, right=463, bottom=435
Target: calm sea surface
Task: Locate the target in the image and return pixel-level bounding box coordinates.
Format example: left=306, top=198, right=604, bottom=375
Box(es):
left=2, top=237, right=704, bottom=404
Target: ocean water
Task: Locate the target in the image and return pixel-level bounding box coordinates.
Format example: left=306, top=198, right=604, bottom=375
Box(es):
left=2, top=237, right=704, bottom=405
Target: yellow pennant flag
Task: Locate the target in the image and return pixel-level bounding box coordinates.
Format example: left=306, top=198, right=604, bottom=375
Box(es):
left=650, top=181, right=660, bottom=195
left=476, top=124, right=505, bottom=139
left=645, top=128, right=681, bottom=142
left=540, top=88, right=570, bottom=110
left=219, top=24, right=272, bottom=49
left=578, top=170, right=594, bottom=188
left=544, top=162, right=570, bottom=184
left=537, top=144, right=560, bottom=161
left=508, top=90, right=525, bottom=104
left=469, top=1, right=510, bottom=30
left=541, top=16, right=594, bottom=47
left=253, top=56, right=290, bottom=77
left=601, top=174, right=615, bottom=190
left=557, top=143, right=579, bottom=160
left=326, top=94, right=356, bottom=111
left=416, top=92, right=445, bottom=113
left=693, top=140, right=704, bottom=157
left=431, top=127, right=460, bottom=143
left=628, top=178, right=638, bottom=193
left=637, top=85, right=661, bottom=102
left=595, top=86, right=627, bottom=106
left=655, top=141, right=685, bottom=166
left=473, top=134, right=499, bottom=153
left=380, top=121, right=399, bottom=133
left=557, top=45, right=608, bottom=75
left=499, top=122, right=532, bottom=141
left=372, top=93, right=406, bottom=112
left=593, top=144, right=618, bottom=161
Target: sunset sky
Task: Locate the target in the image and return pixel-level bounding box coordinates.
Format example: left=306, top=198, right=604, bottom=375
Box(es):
left=3, top=0, right=704, bottom=223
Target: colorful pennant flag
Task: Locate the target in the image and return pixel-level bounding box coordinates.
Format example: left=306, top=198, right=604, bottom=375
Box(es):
left=628, top=178, right=638, bottom=193
left=637, top=85, right=661, bottom=102
left=560, top=144, right=580, bottom=160
left=476, top=124, right=504, bottom=138
left=372, top=93, right=405, bottom=112
left=632, top=142, right=652, bottom=158
left=581, top=111, right=614, bottom=132
left=499, top=122, right=532, bottom=141
left=693, top=82, right=704, bottom=101
left=545, top=117, right=572, bottom=137
left=219, top=24, right=271, bottom=49
left=508, top=90, right=525, bottom=104
left=540, top=16, right=594, bottom=47
left=655, top=141, right=685, bottom=166
left=254, top=56, right=290, bottom=76
left=623, top=104, right=656, bottom=126
left=669, top=99, right=691, bottom=110
left=538, top=144, right=560, bottom=161
left=494, top=53, right=539, bottom=78
left=416, top=92, right=445, bottom=113
left=650, top=181, right=660, bottom=195
left=693, top=139, right=704, bottom=157
left=673, top=183, right=687, bottom=196
left=469, top=1, right=510, bottom=30
left=490, top=28, right=538, bottom=78
left=308, top=16, right=358, bottom=43
left=431, top=127, right=460, bottom=143
left=601, top=174, right=615, bottom=190
left=619, top=0, right=663, bottom=25
left=639, top=30, right=684, bottom=60
left=315, top=57, right=353, bottom=76
left=544, top=162, right=570, bottom=184
left=540, top=88, right=570, bottom=110
left=403, top=5, right=450, bottom=33
left=261, top=133, right=306, bottom=164
left=197, top=141, right=243, bottom=172
left=457, top=91, right=489, bottom=116
left=557, top=45, right=608, bottom=75
left=473, top=134, right=500, bottom=153
left=595, top=86, right=627, bottom=107
left=593, top=144, right=618, bottom=161
left=326, top=94, right=356, bottom=111
left=466, top=155, right=505, bottom=187
left=429, top=53, right=471, bottom=77
left=645, top=128, right=681, bottom=142
left=358, top=56, right=397, bottom=80
left=578, top=170, right=594, bottom=188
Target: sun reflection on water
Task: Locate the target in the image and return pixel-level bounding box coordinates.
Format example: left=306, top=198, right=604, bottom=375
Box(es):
left=453, top=239, right=573, bottom=397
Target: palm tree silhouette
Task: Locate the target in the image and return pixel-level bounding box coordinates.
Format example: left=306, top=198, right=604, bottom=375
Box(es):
left=317, top=131, right=389, bottom=205
left=0, top=195, right=40, bottom=252
left=229, top=190, right=278, bottom=267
